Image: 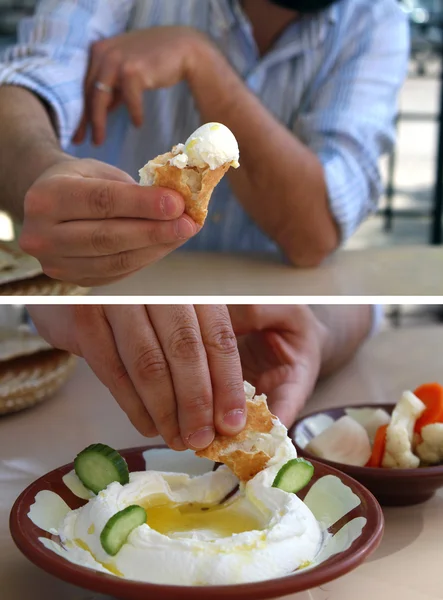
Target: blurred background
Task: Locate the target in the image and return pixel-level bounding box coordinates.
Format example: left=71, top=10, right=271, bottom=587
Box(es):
left=0, top=0, right=442, bottom=251
left=1, top=303, right=441, bottom=331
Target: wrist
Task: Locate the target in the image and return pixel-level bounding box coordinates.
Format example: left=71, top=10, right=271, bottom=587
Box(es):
left=24, top=146, right=74, bottom=187
left=186, top=33, right=219, bottom=87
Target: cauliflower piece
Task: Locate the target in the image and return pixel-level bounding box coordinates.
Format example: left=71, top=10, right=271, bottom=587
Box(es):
left=382, top=391, right=426, bottom=469
left=416, top=423, right=443, bottom=465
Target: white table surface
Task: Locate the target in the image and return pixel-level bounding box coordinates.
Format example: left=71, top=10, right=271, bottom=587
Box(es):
left=92, top=247, right=443, bottom=296
left=1, top=325, right=442, bottom=599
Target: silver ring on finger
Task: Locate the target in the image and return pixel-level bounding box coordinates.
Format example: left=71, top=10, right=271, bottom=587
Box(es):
left=94, top=81, right=113, bottom=94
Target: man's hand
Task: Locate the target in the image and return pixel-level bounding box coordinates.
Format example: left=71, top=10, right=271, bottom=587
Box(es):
left=20, top=159, right=198, bottom=286
left=74, top=27, right=208, bottom=146
left=27, top=305, right=246, bottom=451
left=229, top=305, right=328, bottom=428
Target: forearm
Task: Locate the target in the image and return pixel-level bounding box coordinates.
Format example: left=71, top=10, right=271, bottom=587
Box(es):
left=0, top=86, right=71, bottom=221
left=312, top=305, right=373, bottom=379
left=188, top=43, right=339, bottom=266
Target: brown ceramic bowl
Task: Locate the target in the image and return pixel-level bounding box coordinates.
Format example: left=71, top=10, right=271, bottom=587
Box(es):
left=290, top=403, right=443, bottom=507
left=10, top=445, right=383, bottom=600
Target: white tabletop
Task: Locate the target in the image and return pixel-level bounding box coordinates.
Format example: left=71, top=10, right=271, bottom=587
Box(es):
left=92, top=247, right=443, bottom=296
left=1, top=325, right=442, bottom=599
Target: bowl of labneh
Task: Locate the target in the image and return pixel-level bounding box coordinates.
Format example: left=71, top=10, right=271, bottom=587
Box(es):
left=291, top=382, right=443, bottom=506
left=10, top=383, right=383, bottom=600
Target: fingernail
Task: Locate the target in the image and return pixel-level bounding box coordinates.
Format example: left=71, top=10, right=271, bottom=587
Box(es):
left=161, top=195, right=179, bottom=217
left=176, top=217, right=195, bottom=239
left=187, top=427, right=215, bottom=450
left=223, top=409, right=246, bottom=433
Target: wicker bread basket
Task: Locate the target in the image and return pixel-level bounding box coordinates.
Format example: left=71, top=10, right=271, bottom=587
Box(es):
left=0, top=274, right=89, bottom=296
left=0, top=241, right=88, bottom=296
left=0, top=329, right=76, bottom=416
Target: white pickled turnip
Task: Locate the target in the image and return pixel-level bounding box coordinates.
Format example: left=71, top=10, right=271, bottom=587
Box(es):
left=305, top=416, right=372, bottom=467
left=345, top=407, right=391, bottom=444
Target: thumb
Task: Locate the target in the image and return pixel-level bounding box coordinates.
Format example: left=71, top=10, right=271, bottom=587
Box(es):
left=265, top=381, right=309, bottom=429
left=68, top=159, right=136, bottom=185
left=229, top=305, right=306, bottom=336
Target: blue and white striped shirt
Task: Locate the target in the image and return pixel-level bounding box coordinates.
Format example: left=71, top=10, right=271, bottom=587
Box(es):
left=0, top=0, right=409, bottom=255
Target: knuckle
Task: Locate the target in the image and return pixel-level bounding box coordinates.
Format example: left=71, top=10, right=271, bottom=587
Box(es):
left=205, top=323, right=238, bottom=355
left=72, top=306, right=105, bottom=333
left=181, top=391, right=213, bottom=414
left=91, top=40, right=107, bottom=56
left=122, top=61, right=139, bottom=79
left=90, top=225, right=120, bottom=255
left=155, top=404, right=178, bottom=428
left=108, top=250, right=134, bottom=275
left=223, top=378, right=246, bottom=401
left=133, top=346, right=169, bottom=382
left=168, top=326, right=203, bottom=361
left=146, top=224, right=162, bottom=246
left=88, top=184, right=115, bottom=218
left=19, top=232, right=46, bottom=256
left=106, top=48, right=121, bottom=66
left=24, top=186, right=51, bottom=218
left=109, top=361, right=131, bottom=391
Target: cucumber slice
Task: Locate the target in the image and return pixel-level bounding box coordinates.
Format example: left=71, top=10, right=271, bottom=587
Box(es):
left=272, top=458, right=314, bottom=493
left=100, top=505, right=146, bottom=556
left=74, top=444, right=129, bottom=495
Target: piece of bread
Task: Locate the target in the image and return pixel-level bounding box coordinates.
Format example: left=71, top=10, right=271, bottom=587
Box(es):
left=139, top=151, right=230, bottom=226
left=197, top=393, right=277, bottom=482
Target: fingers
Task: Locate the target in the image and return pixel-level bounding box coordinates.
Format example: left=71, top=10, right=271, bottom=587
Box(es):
left=256, top=331, right=314, bottom=428
left=120, top=69, right=144, bottom=128
left=75, top=43, right=145, bottom=145
left=38, top=178, right=186, bottom=222
left=69, top=305, right=248, bottom=450
left=148, top=306, right=215, bottom=450
left=41, top=239, right=188, bottom=283
left=228, top=305, right=307, bottom=335
left=63, top=160, right=137, bottom=185
left=74, top=306, right=158, bottom=437
left=90, top=57, right=120, bottom=146
left=73, top=113, right=89, bottom=145
left=106, top=306, right=184, bottom=450
left=108, top=90, right=123, bottom=112
left=265, top=382, right=307, bottom=429
left=194, top=305, right=246, bottom=435
left=51, top=216, right=196, bottom=257
left=73, top=44, right=104, bottom=145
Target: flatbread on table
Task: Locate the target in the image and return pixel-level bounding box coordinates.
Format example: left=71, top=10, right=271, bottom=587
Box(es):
left=0, top=241, right=43, bottom=286
left=0, top=328, right=52, bottom=363
left=0, top=247, right=17, bottom=271
left=0, top=241, right=88, bottom=296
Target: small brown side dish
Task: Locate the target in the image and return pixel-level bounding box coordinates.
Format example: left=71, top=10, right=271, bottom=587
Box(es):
left=10, top=446, right=384, bottom=600
left=290, top=403, right=443, bottom=506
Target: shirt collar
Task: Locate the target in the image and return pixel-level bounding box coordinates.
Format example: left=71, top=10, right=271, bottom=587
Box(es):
left=209, top=0, right=236, bottom=33
left=210, top=0, right=337, bottom=62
